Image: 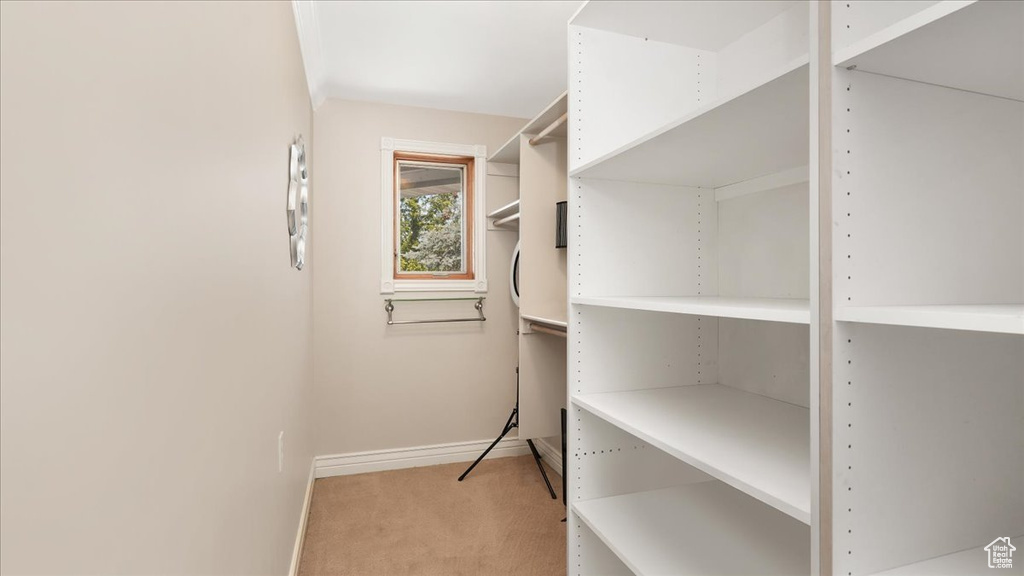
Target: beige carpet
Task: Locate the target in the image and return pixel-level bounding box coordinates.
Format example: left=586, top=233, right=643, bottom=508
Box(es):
left=298, top=454, right=567, bottom=576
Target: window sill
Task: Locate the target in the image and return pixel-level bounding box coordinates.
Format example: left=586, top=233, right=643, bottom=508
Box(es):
left=381, top=278, right=488, bottom=294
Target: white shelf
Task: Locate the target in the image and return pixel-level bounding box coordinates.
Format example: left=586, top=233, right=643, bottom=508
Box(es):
left=492, top=213, right=519, bottom=229
left=834, top=1, right=1023, bottom=101
left=572, top=384, right=811, bottom=523
left=573, top=482, right=810, bottom=576
left=489, top=137, right=521, bottom=166
left=836, top=304, right=1024, bottom=335
left=871, top=535, right=1024, bottom=576
left=489, top=91, right=568, bottom=165
left=572, top=296, right=810, bottom=325
left=570, top=1, right=799, bottom=50
left=521, top=313, right=567, bottom=329
left=569, top=59, right=808, bottom=188
left=486, top=199, right=520, bottom=220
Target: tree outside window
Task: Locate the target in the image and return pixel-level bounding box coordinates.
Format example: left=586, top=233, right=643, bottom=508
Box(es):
left=394, top=153, right=475, bottom=280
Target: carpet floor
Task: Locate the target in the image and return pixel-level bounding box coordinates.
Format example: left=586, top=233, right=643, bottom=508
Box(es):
left=298, top=455, right=567, bottom=576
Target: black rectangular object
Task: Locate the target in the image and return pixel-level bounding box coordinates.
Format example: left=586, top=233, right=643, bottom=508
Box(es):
left=555, top=201, right=568, bottom=249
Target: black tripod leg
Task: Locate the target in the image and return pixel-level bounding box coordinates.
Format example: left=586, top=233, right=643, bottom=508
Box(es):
left=561, top=408, right=567, bottom=521
left=458, top=408, right=517, bottom=482
left=561, top=408, right=567, bottom=507
left=526, top=439, right=557, bottom=499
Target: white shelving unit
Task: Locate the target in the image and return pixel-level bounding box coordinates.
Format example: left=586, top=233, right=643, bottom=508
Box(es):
left=490, top=92, right=569, bottom=444
left=567, top=2, right=818, bottom=575
left=831, top=2, right=1023, bottom=575
left=567, top=2, right=1021, bottom=575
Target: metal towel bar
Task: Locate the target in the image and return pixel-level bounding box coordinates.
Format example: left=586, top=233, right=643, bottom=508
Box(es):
left=384, top=297, right=486, bottom=325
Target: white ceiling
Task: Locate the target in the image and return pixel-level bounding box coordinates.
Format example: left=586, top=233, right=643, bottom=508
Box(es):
left=293, top=1, right=583, bottom=118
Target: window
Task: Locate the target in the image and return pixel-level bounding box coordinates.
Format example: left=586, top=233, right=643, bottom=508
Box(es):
left=394, top=152, right=474, bottom=279
left=380, top=138, right=487, bottom=293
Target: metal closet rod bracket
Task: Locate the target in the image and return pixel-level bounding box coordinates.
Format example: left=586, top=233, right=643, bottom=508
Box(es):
left=384, top=297, right=486, bottom=325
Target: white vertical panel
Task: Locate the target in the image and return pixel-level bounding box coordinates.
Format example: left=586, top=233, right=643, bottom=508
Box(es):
left=810, top=2, right=831, bottom=573
left=833, top=324, right=1024, bottom=575
left=833, top=70, right=1023, bottom=307
left=517, top=128, right=568, bottom=440
left=569, top=25, right=712, bottom=171
left=719, top=319, right=810, bottom=408
left=573, top=178, right=714, bottom=298
left=717, top=182, right=810, bottom=299
left=575, top=306, right=718, bottom=396
left=519, top=331, right=566, bottom=440
left=519, top=135, right=568, bottom=323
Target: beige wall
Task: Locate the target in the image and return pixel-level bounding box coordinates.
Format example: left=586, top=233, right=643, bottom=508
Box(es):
left=0, top=2, right=314, bottom=574
left=312, top=100, right=525, bottom=456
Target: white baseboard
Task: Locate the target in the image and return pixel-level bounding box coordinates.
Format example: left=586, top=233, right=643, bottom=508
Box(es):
left=314, top=437, right=530, bottom=479
left=534, top=437, right=563, bottom=478
left=288, top=458, right=316, bottom=576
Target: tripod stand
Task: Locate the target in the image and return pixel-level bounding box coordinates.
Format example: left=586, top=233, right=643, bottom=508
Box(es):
left=458, top=367, right=557, bottom=499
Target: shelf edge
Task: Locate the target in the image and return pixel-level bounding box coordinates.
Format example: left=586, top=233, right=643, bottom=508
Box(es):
left=835, top=306, right=1024, bottom=335
left=571, top=296, right=811, bottom=325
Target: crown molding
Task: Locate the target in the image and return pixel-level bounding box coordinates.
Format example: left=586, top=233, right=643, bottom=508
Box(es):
left=291, top=1, right=327, bottom=110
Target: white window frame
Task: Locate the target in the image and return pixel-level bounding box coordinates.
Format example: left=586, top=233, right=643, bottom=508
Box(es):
left=381, top=138, right=488, bottom=294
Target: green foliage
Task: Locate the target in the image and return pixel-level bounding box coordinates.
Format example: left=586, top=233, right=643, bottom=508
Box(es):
left=399, top=191, right=463, bottom=272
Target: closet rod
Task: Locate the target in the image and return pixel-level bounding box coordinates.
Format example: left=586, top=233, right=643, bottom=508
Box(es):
left=528, top=323, right=567, bottom=338
left=528, top=112, right=568, bottom=146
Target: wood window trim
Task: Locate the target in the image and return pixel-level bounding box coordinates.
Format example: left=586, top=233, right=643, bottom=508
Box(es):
left=393, top=151, right=475, bottom=281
